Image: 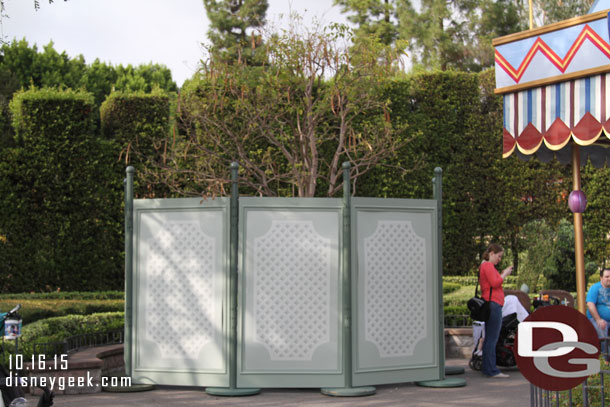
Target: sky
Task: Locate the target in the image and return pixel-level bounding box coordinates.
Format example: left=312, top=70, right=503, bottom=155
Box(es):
left=0, top=0, right=349, bottom=87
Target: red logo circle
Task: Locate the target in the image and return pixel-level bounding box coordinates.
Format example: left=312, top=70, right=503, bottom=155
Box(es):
left=514, top=305, right=600, bottom=391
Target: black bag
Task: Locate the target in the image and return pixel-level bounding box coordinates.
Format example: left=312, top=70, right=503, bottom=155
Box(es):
left=468, top=296, right=490, bottom=321
left=467, top=274, right=492, bottom=322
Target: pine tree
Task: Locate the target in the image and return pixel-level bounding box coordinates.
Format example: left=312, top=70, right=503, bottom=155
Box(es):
left=397, top=0, right=475, bottom=71
left=333, top=0, right=399, bottom=46
left=203, top=0, right=268, bottom=65
left=334, top=0, right=528, bottom=72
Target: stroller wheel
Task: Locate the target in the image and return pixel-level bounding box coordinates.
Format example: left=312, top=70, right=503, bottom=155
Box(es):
left=469, top=356, right=482, bottom=371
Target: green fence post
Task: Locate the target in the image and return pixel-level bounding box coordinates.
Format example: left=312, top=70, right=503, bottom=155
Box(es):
left=416, top=167, right=466, bottom=387
left=206, top=162, right=260, bottom=397
left=434, top=167, right=446, bottom=378
left=321, top=162, right=375, bottom=397
left=124, top=166, right=134, bottom=378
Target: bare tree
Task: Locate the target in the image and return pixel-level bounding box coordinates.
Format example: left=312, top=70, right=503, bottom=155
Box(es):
left=145, top=19, right=414, bottom=198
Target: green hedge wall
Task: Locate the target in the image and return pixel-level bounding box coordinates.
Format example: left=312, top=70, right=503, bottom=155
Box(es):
left=100, top=91, right=170, bottom=198
left=0, top=71, right=576, bottom=292
left=357, top=71, right=491, bottom=275
left=0, top=88, right=123, bottom=292
left=100, top=90, right=170, bottom=147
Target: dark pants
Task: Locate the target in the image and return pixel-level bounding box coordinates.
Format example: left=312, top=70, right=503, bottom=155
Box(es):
left=482, top=301, right=502, bottom=376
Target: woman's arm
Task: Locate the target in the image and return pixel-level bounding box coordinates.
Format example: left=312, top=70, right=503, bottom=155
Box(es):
left=482, top=263, right=511, bottom=288
left=501, top=265, right=513, bottom=279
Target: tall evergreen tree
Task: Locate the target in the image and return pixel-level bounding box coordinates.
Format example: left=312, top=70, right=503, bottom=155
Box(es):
left=396, top=0, right=522, bottom=71
left=465, top=0, right=524, bottom=71
left=397, top=0, right=466, bottom=71
left=203, top=0, right=268, bottom=64
left=333, top=0, right=399, bottom=46
left=336, top=0, right=586, bottom=72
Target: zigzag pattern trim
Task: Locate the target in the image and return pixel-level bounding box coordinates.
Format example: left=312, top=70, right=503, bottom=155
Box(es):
left=495, top=24, right=610, bottom=84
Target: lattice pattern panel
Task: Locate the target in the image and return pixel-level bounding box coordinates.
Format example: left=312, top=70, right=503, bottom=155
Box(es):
left=364, top=220, right=427, bottom=358
left=144, top=220, right=217, bottom=360
left=253, top=220, right=331, bottom=361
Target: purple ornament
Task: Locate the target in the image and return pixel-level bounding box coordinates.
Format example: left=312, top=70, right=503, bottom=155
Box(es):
left=568, top=190, right=587, bottom=213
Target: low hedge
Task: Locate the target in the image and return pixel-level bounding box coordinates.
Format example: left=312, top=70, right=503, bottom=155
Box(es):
left=444, top=305, right=469, bottom=316
left=444, top=305, right=471, bottom=327
left=0, top=291, right=124, bottom=300
left=18, top=312, right=124, bottom=344
left=443, top=282, right=461, bottom=294
left=0, top=299, right=124, bottom=325
left=443, top=275, right=519, bottom=286
left=1, top=312, right=125, bottom=364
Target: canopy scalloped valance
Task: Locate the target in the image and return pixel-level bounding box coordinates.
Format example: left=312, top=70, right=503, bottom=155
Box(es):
left=503, top=72, right=610, bottom=159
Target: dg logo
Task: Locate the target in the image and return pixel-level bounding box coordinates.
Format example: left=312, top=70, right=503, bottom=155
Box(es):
left=515, top=305, right=601, bottom=391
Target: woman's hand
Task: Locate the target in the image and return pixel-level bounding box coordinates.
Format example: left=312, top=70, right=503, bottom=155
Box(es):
left=501, top=265, right=513, bottom=279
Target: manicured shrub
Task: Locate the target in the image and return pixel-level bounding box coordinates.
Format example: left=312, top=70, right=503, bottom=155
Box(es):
left=0, top=88, right=123, bottom=292
left=100, top=90, right=169, bottom=147
left=443, top=275, right=519, bottom=286
left=0, top=291, right=124, bottom=300
left=357, top=72, right=491, bottom=277
left=100, top=90, right=171, bottom=198
left=19, top=312, right=124, bottom=344
left=0, top=298, right=124, bottom=325
left=0, top=312, right=125, bottom=363
left=443, top=282, right=461, bottom=294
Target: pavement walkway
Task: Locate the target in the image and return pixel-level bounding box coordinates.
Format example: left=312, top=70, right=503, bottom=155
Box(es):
left=49, top=359, right=531, bottom=407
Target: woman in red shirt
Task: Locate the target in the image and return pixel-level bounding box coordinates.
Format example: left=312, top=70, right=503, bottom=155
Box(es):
left=480, top=243, right=513, bottom=378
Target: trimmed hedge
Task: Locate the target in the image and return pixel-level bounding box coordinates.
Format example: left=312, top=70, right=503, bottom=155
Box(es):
left=357, top=72, right=487, bottom=276
left=443, top=275, right=519, bottom=286
left=10, top=88, right=95, bottom=143
left=100, top=90, right=170, bottom=146
left=0, top=291, right=124, bottom=300
left=1, top=312, right=125, bottom=363
left=0, top=299, right=124, bottom=325
left=100, top=90, right=170, bottom=198
left=0, top=71, right=580, bottom=293
left=443, top=282, right=461, bottom=294
left=19, top=312, right=124, bottom=344
left=1, top=88, right=124, bottom=292
left=444, top=305, right=469, bottom=314
left=444, top=305, right=472, bottom=327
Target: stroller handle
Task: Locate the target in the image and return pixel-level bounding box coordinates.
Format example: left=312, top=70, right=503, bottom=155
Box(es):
left=7, top=304, right=21, bottom=317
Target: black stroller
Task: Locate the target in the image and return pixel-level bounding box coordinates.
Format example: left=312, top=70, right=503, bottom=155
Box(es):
left=0, top=305, right=54, bottom=407
left=469, top=312, right=520, bottom=371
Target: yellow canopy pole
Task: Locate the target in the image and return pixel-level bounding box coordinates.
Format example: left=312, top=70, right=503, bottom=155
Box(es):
left=572, top=145, right=586, bottom=314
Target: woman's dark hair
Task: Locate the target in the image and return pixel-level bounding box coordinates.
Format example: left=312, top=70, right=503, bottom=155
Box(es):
left=483, top=243, right=504, bottom=261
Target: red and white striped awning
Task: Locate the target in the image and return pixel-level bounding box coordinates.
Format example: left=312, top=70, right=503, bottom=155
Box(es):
left=503, top=72, right=610, bottom=158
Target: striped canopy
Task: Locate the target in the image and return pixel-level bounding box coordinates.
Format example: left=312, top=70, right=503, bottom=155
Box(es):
left=502, top=72, right=610, bottom=158
left=494, top=9, right=610, bottom=165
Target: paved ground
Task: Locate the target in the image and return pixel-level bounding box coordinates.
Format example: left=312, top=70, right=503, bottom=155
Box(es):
left=46, top=359, right=530, bottom=407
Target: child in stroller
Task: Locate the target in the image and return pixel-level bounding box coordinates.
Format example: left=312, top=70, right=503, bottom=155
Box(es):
left=0, top=305, right=54, bottom=407
left=469, top=295, right=528, bottom=371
